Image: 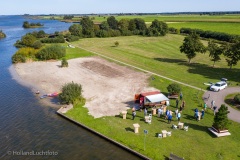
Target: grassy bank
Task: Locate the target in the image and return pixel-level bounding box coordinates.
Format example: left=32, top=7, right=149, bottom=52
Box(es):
left=71, top=34, right=240, bottom=89
left=65, top=75, right=240, bottom=160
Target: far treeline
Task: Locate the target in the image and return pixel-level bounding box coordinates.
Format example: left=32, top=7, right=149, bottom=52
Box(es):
left=0, top=30, right=6, bottom=38
left=23, top=21, right=44, bottom=28
left=12, top=16, right=240, bottom=69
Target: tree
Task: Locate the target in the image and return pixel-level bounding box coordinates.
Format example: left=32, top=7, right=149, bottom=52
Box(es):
left=59, top=82, right=83, bottom=104
left=213, top=104, right=230, bottom=131
left=80, top=17, right=94, bottom=37
left=207, top=40, right=223, bottom=67
left=128, top=19, right=136, bottom=31
left=118, top=19, right=129, bottom=32
left=150, top=19, right=168, bottom=36
left=107, top=16, right=118, bottom=30
left=69, top=24, right=82, bottom=37
left=223, top=40, right=240, bottom=69
left=99, top=21, right=110, bottom=30
left=21, top=34, right=37, bottom=47
left=180, top=32, right=206, bottom=63
left=167, top=83, right=181, bottom=95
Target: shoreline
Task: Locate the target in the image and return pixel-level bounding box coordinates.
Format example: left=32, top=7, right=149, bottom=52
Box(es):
left=11, top=56, right=155, bottom=118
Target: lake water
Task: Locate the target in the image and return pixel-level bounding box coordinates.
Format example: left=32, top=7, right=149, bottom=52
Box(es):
left=0, top=15, right=141, bottom=160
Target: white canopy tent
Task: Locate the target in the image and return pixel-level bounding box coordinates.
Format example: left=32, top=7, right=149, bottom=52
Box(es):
left=144, top=93, right=169, bottom=105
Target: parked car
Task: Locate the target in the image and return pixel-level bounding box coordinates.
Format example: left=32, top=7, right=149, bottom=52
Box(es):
left=210, top=81, right=227, bottom=92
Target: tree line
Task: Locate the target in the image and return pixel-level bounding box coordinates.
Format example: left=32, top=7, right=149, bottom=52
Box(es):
left=66, top=16, right=168, bottom=41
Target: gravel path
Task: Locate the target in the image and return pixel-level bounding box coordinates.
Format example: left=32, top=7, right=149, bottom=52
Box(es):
left=203, top=87, right=240, bottom=123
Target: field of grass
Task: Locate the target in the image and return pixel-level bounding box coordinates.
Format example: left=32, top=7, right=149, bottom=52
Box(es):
left=65, top=75, right=240, bottom=160
left=62, top=33, right=240, bottom=159
left=71, top=34, right=240, bottom=89
left=168, top=22, right=240, bottom=35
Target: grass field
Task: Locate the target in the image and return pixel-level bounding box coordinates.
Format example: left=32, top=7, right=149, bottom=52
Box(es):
left=62, top=33, right=240, bottom=159
left=168, top=22, right=240, bottom=35
left=65, top=75, right=240, bottom=160
left=71, top=34, right=240, bottom=89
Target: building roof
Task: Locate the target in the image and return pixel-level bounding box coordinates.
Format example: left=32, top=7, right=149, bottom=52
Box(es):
left=140, top=91, right=160, bottom=97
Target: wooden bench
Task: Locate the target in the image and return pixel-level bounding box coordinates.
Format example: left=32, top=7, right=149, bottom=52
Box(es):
left=169, top=153, right=184, bottom=160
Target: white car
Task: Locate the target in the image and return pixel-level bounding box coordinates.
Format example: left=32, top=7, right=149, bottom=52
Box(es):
left=210, top=81, right=227, bottom=92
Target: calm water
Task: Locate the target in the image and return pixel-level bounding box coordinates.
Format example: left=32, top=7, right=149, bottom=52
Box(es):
left=0, top=16, right=141, bottom=160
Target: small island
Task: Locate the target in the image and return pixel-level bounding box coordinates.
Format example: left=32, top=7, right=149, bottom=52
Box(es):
left=22, top=21, right=44, bottom=28
left=0, top=30, right=6, bottom=39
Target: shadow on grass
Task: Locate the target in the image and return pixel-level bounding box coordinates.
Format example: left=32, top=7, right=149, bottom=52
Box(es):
left=184, top=122, right=216, bottom=138
left=154, top=57, right=240, bottom=83
left=125, top=127, right=134, bottom=132
left=225, top=99, right=240, bottom=110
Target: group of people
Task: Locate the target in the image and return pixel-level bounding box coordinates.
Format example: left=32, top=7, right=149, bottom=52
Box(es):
left=194, top=108, right=205, bottom=121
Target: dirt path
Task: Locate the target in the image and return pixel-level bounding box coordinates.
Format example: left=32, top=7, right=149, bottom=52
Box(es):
left=203, top=87, right=240, bottom=123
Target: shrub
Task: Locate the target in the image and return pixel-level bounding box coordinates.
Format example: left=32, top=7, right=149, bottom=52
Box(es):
left=234, top=94, right=240, bottom=104
left=167, top=83, right=181, bottom=95
left=59, top=82, right=83, bottom=104
left=61, top=58, right=68, bottom=67
left=114, top=41, right=119, bottom=47
left=12, top=54, right=26, bottom=63
left=32, top=40, right=43, bottom=49
left=36, top=44, right=66, bottom=60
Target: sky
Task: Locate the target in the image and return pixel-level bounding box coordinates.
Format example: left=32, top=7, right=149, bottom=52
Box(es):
left=1, top=0, right=240, bottom=15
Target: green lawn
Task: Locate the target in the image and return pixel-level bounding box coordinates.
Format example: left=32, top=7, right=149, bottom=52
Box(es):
left=65, top=75, right=240, bottom=160
left=71, top=34, right=240, bottom=89
left=168, top=22, right=240, bottom=35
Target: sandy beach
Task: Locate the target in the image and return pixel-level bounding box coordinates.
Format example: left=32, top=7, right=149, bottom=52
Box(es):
left=12, top=56, right=156, bottom=118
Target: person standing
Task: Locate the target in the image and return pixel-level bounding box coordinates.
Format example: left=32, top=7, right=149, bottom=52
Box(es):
left=180, top=92, right=183, bottom=101
left=201, top=109, right=205, bottom=119
left=132, top=110, right=136, bottom=120
left=211, top=100, right=215, bottom=109
left=176, top=99, right=179, bottom=108
left=158, top=108, right=162, bottom=117
left=194, top=108, right=199, bottom=120
left=177, top=112, right=181, bottom=122
left=175, top=109, right=179, bottom=118
left=181, top=100, right=186, bottom=109
left=144, top=108, right=148, bottom=116
left=203, top=102, right=207, bottom=111
left=168, top=114, right=172, bottom=124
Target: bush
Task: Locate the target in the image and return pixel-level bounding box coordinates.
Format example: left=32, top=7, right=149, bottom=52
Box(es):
left=234, top=94, right=240, bottom=104
left=65, top=35, right=80, bottom=42
left=59, top=82, right=82, bottom=104
left=36, top=44, right=66, bottom=60
left=11, top=47, right=37, bottom=63
left=167, top=83, right=181, bottom=95
left=61, top=58, right=68, bottom=67
left=114, top=41, right=119, bottom=47
left=12, top=54, right=26, bottom=63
